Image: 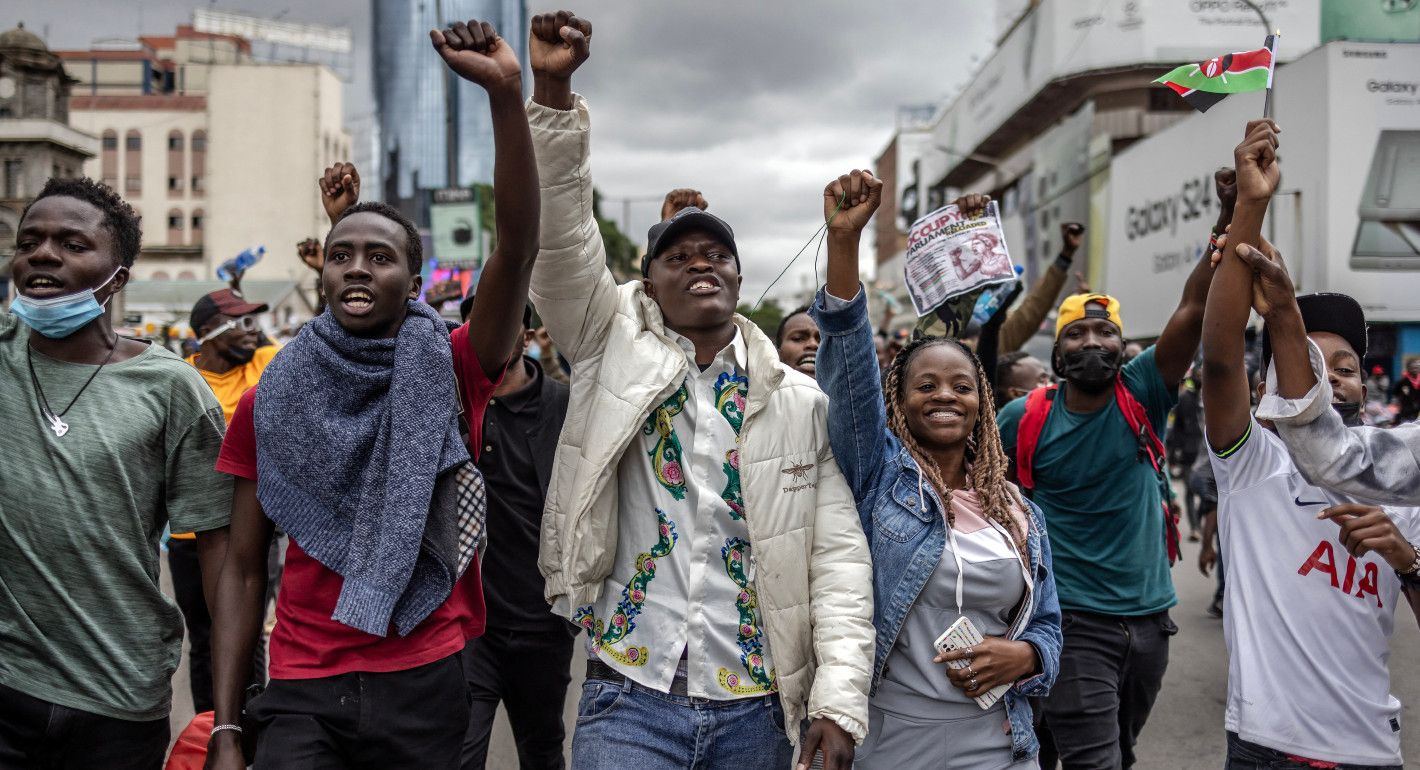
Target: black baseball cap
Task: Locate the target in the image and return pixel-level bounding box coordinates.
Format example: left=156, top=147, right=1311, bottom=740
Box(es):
left=190, top=288, right=268, bottom=333
left=642, top=207, right=739, bottom=277
left=1260, top=293, right=1368, bottom=370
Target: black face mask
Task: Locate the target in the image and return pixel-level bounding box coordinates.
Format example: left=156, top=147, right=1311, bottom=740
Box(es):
left=222, top=345, right=257, bottom=366
left=1058, top=347, right=1122, bottom=391
left=1332, top=401, right=1363, bottom=427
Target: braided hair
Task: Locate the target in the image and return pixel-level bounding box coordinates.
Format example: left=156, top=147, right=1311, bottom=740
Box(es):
left=883, top=336, right=1027, bottom=547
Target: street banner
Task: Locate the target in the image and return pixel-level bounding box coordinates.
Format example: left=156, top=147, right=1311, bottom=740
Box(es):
left=431, top=187, right=483, bottom=267
left=1156, top=36, right=1277, bottom=113
left=904, top=200, right=1017, bottom=320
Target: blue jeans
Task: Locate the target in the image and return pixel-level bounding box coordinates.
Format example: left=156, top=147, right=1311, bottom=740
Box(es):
left=1225, top=731, right=1401, bottom=769
left=570, top=677, right=793, bottom=769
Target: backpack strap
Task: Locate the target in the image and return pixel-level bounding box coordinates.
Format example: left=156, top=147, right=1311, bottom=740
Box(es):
left=1112, top=379, right=1181, bottom=564
left=1015, top=384, right=1057, bottom=491
left=1113, top=379, right=1167, bottom=472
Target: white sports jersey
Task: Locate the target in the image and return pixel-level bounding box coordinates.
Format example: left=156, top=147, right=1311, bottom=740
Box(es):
left=1211, top=418, right=1417, bottom=766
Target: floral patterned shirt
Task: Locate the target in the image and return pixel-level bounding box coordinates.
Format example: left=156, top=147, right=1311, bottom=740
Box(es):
left=575, top=329, right=776, bottom=700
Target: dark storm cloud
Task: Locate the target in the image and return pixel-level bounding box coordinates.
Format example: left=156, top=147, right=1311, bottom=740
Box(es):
left=10, top=0, right=992, bottom=301
left=568, top=1, right=994, bottom=301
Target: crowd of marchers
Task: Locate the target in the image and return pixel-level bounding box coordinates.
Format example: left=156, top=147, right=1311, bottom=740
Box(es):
left=2, top=10, right=1419, bottom=770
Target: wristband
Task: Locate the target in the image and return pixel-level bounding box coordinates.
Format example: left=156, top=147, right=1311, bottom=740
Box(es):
left=210, top=723, right=243, bottom=737
left=1397, top=543, right=1420, bottom=576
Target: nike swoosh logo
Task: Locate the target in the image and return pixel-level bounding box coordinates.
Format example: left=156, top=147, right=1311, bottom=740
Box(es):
left=1294, top=497, right=1328, bottom=507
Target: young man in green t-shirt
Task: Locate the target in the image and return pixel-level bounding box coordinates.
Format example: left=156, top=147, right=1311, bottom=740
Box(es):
left=996, top=171, right=1222, bottom=767
left=0, top=178, right=232, bottom=769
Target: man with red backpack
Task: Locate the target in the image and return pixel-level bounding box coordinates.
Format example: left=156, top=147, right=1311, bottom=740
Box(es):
left=998, top=254, right=1213, bottom=766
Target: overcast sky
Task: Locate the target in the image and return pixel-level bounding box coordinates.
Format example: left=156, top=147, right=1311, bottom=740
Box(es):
left=11, top=1, right=994, bottom=302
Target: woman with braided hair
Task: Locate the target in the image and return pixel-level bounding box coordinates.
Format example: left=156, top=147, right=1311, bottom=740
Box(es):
left=810, top=174, right=1061, bottom=769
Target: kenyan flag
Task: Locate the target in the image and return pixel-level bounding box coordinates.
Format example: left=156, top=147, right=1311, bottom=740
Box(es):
left=1155, top=35, right=1276, bottom=113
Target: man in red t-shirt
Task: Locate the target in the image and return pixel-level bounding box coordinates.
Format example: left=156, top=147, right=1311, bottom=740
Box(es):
left=206, top=20, right=538, bottom=770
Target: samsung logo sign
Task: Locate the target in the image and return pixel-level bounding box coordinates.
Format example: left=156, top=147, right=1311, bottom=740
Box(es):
left=1368, top=80, right=1419, bottom=94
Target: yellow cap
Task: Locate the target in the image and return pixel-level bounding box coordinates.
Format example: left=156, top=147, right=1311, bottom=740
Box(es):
left=1055, top=293, right=1123, bottom=338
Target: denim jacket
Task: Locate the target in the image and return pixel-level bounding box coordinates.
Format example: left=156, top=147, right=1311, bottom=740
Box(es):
left=810, top=286, right=1063, bottom=761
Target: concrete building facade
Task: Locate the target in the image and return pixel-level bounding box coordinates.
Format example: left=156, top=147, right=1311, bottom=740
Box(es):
left=58, top=24, right=350, bottom=288
left=0, top=23, right=98, bottom=303
left=877, top=0, right=1420, bottom=370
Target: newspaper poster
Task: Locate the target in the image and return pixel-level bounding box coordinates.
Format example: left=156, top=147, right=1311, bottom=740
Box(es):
left=903, top=201, right=1017, bottom=320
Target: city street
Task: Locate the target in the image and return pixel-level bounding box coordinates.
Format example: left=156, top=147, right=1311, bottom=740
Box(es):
left=163, top=521, right=1420, bottom=768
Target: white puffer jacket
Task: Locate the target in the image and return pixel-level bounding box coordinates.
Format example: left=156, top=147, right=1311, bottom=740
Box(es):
left=527, top=96, right=874, bottom=744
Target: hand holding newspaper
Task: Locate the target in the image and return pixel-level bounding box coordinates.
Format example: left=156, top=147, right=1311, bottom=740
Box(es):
left=903, top=200, right=1017, bottom=330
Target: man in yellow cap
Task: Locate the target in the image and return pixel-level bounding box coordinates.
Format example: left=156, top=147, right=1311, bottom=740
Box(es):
left=998, top=271, right=1212, bottom=766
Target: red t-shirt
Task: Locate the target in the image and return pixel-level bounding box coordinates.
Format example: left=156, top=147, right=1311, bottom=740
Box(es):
left=216, top=323, right=499, bottom=679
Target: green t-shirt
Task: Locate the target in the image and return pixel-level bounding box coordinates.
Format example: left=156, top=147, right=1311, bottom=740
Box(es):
left=998, top=346, right=1178, bottom=616
left=0, top=311, right=232, bottom=720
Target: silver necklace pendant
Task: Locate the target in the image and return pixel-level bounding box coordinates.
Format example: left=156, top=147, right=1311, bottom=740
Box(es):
left=46, top=413, right=69, bottom=438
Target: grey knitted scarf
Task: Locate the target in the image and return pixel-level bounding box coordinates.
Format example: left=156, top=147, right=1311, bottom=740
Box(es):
left=254, top=301, right=471, bottom=636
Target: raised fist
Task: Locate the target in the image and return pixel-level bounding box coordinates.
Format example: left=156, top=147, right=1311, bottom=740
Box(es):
left=661, top=188, right=708, bottom=221
left=430, top=20, right=522, bottom=92
left=319, top=163, right=360, bottom=225
left=529, top=11, right=591, bottom=81
left=824, top=170, right=883, bottom=233
left=1232, top=119, right=1280, bottom=205
left=951, top=193, right=991, bottom=218
left=1214, top=166, right=1238, bottom=215
left=297, top=238, right=324, bottom=272
left=1060, top=222, right=1085, bottom=257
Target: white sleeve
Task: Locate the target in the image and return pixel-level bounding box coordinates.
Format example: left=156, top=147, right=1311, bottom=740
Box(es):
left=1255, top=337, right=1332, bottom=426
left=1257, top=339, right=1420, bottom=505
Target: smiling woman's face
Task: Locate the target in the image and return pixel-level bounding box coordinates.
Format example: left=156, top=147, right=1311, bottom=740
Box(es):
left=900, top=342, right=980, bottom=452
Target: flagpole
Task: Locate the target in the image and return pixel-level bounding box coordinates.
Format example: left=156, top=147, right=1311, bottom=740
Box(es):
left=1263, top=31, right=1280, bottom=119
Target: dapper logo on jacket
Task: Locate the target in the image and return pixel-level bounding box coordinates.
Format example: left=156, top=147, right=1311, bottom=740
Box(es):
left=782, top=462, right=816, bottom=493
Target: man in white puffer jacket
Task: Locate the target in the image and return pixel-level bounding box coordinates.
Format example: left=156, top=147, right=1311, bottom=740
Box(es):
left=523, top=12, right=873, bottom=770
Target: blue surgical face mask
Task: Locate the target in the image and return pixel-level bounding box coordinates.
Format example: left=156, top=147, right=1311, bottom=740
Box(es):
left=11, top=267, right=125, bottom=339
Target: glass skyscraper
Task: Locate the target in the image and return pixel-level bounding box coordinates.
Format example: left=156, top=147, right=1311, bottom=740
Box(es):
left=372, top=0, right=528, bottom=208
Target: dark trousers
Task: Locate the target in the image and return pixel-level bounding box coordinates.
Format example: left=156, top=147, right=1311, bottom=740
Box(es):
left=1225, top=731, right=1401, bottom=770
left=169, top=533, right=284, bottom=712
left=0, top=682, right=169, bottom=770
left=248, top=652, right=470, bottom=770
left=1036, top=610, right=1176, bottom=770
left=460, top=627, right=577, bottom=770
left=168, top=537, right=215, bottom=712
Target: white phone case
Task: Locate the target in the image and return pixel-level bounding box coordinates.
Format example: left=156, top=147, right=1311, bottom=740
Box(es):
left=934, top=616, right=1011, bottom=710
